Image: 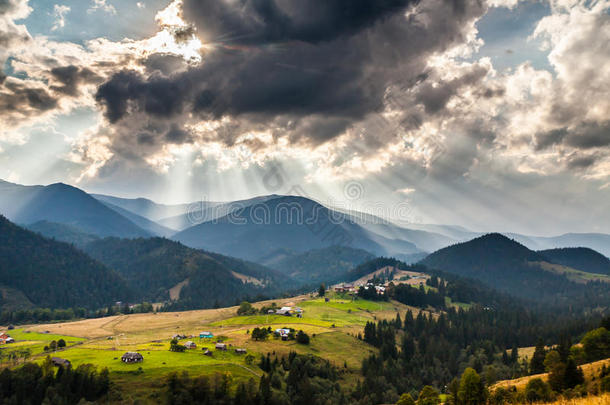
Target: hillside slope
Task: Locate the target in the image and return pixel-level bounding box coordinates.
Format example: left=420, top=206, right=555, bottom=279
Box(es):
left=83, top=237, right=288, bottom=308
left=0, top=216, right=130, bottom=309
left=539, top=247, right=610, bottom=276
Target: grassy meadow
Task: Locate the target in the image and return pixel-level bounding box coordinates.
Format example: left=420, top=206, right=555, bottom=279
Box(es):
left=1, top=293, right=422, bottom=401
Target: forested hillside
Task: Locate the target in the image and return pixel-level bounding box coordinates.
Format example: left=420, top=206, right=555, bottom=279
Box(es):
left=84, top=237, right=288, bottom=308
left=0, top=216, right=130, bottom=309
left=268, top=245, right=375, bottom=284
left=27, top=220, right=99, bottom=247
left=420, top=233, right=610, bottom=309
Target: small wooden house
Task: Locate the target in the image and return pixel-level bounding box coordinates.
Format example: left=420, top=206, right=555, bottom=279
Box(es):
left=51, top=357, right=71, bottom=367
left=203, top=349, right=213, bottom=356
left=215, top=343, right=227, bottom=351
left=235, top=348, right=247, bottom=354
left=121, top=352, right=143, bottom=363
left=184, top=341, right=197, bottom=349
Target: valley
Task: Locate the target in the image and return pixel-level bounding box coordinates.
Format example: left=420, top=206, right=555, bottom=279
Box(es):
left=0, top=180, right=608, bottom=405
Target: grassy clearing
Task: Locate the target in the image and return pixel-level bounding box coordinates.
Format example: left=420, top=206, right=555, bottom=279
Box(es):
left=445, top=296, right=472, bottom=309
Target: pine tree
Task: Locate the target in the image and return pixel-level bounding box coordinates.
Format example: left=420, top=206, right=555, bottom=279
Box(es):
left=530, top=339, right=546, bottom=374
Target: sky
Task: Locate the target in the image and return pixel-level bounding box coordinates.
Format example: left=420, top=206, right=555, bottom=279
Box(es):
left=0, top=0, right=609, bottom=236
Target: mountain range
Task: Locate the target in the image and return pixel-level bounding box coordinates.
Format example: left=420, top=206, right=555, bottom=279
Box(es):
left=1, top=178, right=609, bottom=313
left=2, top=179, right=610, bottom=258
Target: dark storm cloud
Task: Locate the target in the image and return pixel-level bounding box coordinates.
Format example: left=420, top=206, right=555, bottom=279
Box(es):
left=50, top=65, right=102, bottom=96
left=181, top=0, right=417, bottom=45
left=95, top=0, right=488, bottom=149
left=0, top=80, right=57, bottom=112
left=535, top=122, right=610, bottom=151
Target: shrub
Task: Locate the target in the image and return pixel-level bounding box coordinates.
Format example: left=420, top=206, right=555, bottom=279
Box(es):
left=525, top=378, right=552, bottom=402
left=296, top=330, right=310, bottom=345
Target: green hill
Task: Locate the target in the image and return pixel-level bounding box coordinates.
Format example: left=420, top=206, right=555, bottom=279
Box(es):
left=0, top=216, right=131, bottom=309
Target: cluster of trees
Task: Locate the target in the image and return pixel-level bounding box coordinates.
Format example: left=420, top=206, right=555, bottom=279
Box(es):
left=351, top=304, right=602, bottom=404
left=0, top=358, right=109, bottom=404
left=258, top=351, right=345, bottom=405
left=43, top=339, right=67, bottom=352
left=389, top=283, right=446, bottom=309
left=237, top=301, right=259, bottom=316
left=170, top=338, right=187, bottom=352
left=251, top=327, right=273, bottom=341
left=164, top=352, right=344, bottom=405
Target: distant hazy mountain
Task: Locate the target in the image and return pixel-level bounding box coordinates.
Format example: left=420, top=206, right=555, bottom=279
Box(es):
left=98, top=200, right=175, bottom=237
left=172, top=195, right=420, bottom=262
left=0, top=216, right=130, bottom=309
left=265, top=245, right=375, bottom=285
left=539, top=247, right=610, bottom=275
left=27, top=220, right=99, bottom=247
left=84, top=237, right=288, bottom=308
left=92, top=194, right=196, bottom=222
left=157, top=195, right=281, bottom=231
left=0, top=180, right=150, bottom=238
left=508, top=233, right=610, bottom=258
left=420, top=233, right=609, bottom=305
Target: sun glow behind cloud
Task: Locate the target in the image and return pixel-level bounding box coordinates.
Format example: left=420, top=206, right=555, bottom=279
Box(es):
left=0, top=0, right=609, bottom=234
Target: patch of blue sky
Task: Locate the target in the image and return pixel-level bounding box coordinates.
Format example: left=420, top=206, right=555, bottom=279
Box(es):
left=19, top=0, right=170, bottom=45
left=474, top=1, right=552, bottom=72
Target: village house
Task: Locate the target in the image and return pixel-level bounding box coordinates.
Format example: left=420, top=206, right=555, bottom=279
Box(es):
left=199, top=331, right=214, bottom=339
left=334, top=283, right=355, bottom=293
left=0, top=333, right=14, bottom=344
left=51, top=357, right=71, bottom=367
left=121, top=352, right=143, bottom=363
left=275, top=328, right=291, bottom=341
left=235, top=348, right=247, bottom=354
left=184, top=341, right=197, bottom=349
left=215, top=342, right=227, bottom=351
left=275, top=306, right=293, bottom=316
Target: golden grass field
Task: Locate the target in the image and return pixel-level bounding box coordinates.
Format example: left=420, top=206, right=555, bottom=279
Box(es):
left=492, top=358, right=610, bottom=391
